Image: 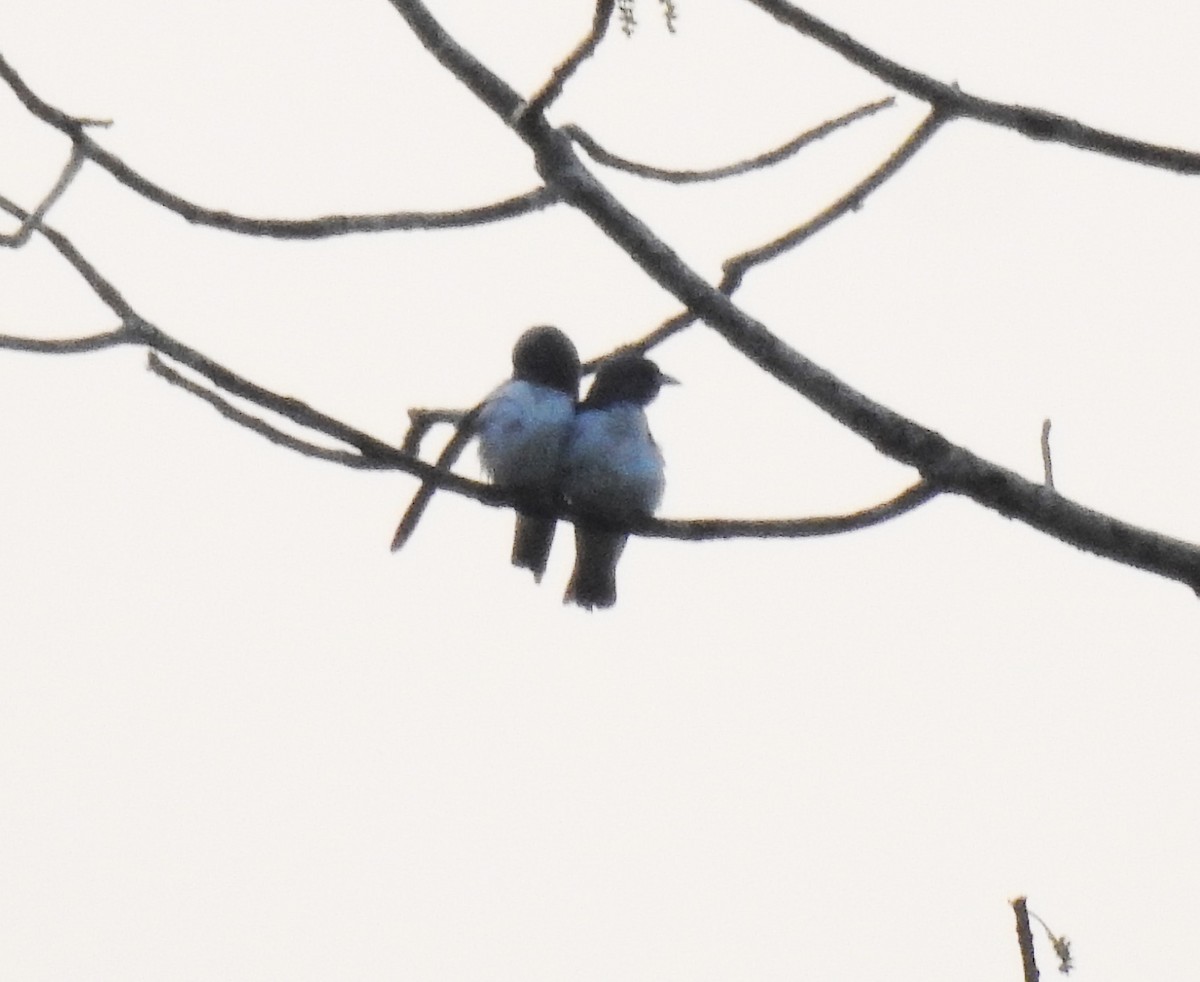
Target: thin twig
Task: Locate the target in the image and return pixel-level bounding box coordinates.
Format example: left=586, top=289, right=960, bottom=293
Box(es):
left=390, top=408, right=480, bottom=550
left=0, top=191, right=432, bottom=469
left=401, top=407, right=469, bottom=455
left=523, top=0, right=617, bottom=121
left=645, top=480, right=936, bottom=539
left=721, top=108, right=947, bottom=284
left=1027, top=907, right=1073, bottom=974
left=0, top=327, right=130, bottom=353
left=0, top=51, right=558, bottom=238
left=0, top=144, right=85, bottom=248
left=147, top=353, right=387, bottom=468
left=617, top=108, right=945, bottom=356
left=1041, top=419, right=1054, bottom=489
left=563, top=97, right=893, bottom=184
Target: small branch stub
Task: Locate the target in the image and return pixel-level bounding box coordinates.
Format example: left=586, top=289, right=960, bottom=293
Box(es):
left=1041, top=418, right=1054, bottom=489
left=1012, top=896, right=1040, bottom=982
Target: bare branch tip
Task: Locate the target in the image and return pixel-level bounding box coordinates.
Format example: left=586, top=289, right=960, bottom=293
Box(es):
left=1041, top=417, right=1054, bottom=489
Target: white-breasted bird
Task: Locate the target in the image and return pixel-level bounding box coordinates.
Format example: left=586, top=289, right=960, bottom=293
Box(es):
left=475, top=326, right=581, bottom=581
left=562, top=353, right=675, bottom=610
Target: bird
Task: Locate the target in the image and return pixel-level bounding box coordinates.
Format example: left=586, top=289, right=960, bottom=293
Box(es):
left=475, top=325, right=581, bottom=582
left=562, top=353, right=675, bottom=610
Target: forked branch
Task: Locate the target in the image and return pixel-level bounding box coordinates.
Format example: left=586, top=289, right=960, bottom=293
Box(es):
left=388, top=0, right=1200, bottom=593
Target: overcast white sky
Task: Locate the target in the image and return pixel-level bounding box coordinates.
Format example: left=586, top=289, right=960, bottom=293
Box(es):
left=2, top=1, right=1200, bottom=979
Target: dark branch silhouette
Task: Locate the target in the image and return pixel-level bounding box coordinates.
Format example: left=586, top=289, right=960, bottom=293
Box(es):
left=624, top=107, right=945, bottom=356
left=401, top=408, right=470, bottom=456
left=648, top=481, right=938, bottom=540
left=0, top=326, right=128, bottom=354
left=390, top=410, right=481, bottom=551
left=146, top=353, right=387, bottom=470
left=563, top=97, right=893, bottom=183
left=720, top=108, right=946, bottom=283
left=0, top=52, right=559, bottom=239
left=0, top=145, right=84, bottom=247
left=745, top=0, right=1200, bottom=174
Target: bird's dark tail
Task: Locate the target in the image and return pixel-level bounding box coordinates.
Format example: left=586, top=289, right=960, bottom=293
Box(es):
left=512, top=513, right=556, bottom=582
left=563, top=525, right=626, bottom=610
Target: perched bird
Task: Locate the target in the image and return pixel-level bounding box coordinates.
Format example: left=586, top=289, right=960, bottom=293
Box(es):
left=475, top=326, right=581, bottom=582
left=562, top=353, right=675, bottom=610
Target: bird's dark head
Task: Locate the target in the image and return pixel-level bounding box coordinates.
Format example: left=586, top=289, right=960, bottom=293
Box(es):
left=583, top=353, right=677, bottom=409
left=511, top=326, right=581, bottom=396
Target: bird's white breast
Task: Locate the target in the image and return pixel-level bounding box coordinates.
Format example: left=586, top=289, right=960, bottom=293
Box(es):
left=476, top=380, right=575, bottom=487
left=563, top=404, right=665, bottom=517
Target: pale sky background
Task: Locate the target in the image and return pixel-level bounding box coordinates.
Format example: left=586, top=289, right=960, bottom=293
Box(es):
left=2, top=1, right=1199, bottom=979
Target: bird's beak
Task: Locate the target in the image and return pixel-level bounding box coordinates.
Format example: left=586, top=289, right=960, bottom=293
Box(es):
left=659, top=372, right=680, bottom=386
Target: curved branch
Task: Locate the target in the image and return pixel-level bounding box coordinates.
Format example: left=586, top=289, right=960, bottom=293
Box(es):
left=147, top=353, right=387, bottom=469
left=744, top=0, right=1200, bottom=175
left=0, top=328, right=130, bottom=354
left=721, top=107, right=946, bottom=284
left=564, top=97, right=893, bottom=184
left=81, top=160, right=558, bottom=236
left=646, top=481, right=938, bottom=540
left=619, top=107, right=945, bottom=356
left=0, top=51, right=558, bottom=238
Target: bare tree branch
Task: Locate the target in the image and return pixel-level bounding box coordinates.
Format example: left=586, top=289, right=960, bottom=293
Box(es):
left=390, top=411, right=480, bottom=551
left=0, top=327, right=129, bottom=353
left=0, top=51, right=559, bottom=238
left=147, top=353, right=387, bottom=469
left=389, top=0, right=1200, bottom=594
left=154, top=338, right=923, bottom=547
left=401, top=408, right=470, bottom=455
left=744, top=0, right=1200, bottom=175
left=1041, top=419, right=1055, bottom=489
left=7, top=179, right=902, bottom=549
left=0, top=144, right=85, bottom=248
left=1012, top=897, right=1041, bottom=982
left=523, top=0, right=617, bottom=120
left=620, top=107, right=945, bottom=356
left=8, top=7, right=1200, bottom=588
left=564, top=97, right=893, bottom=184
left=646, top=481, right=938, bottom=539
left=720, top=107, right=946, bottom=285
left=0, top=193, right=142, bottom=325
left=0, top=191, right=409, bottom=464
